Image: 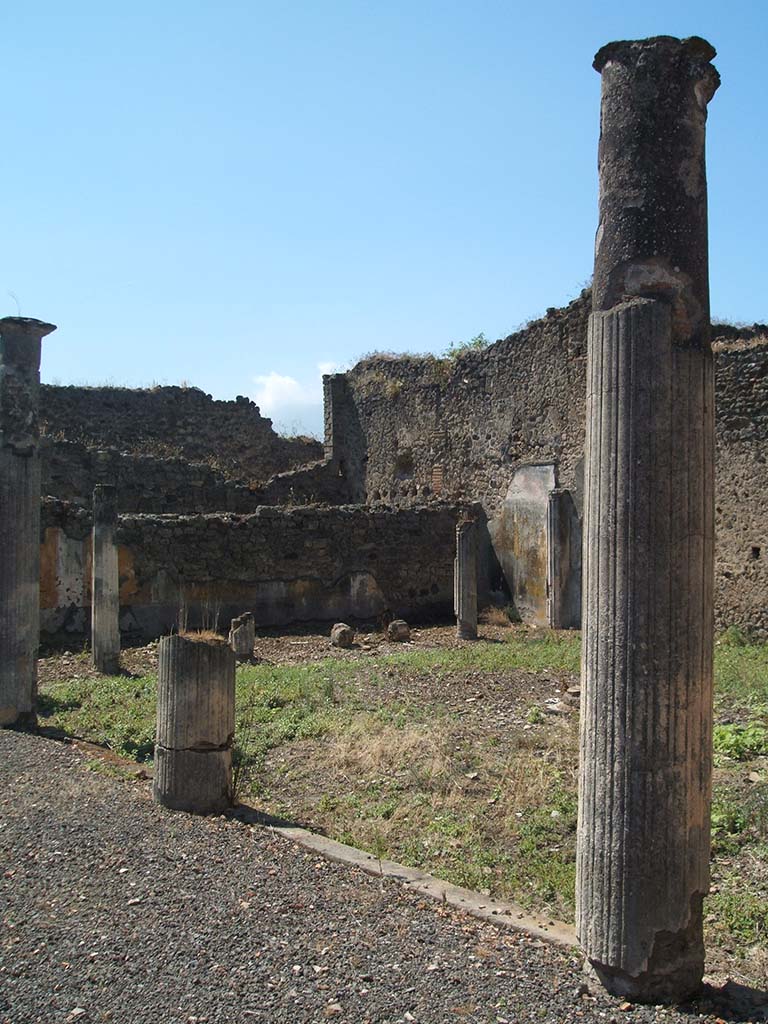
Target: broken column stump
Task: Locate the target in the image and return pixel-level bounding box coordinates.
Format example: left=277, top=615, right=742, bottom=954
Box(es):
left=577, top=37, right=719, bottom=1003
left=228, top=611, right=255, bottom=662
left=0, top=316, right=56, bottom=728
left=91, top=485, right=120, bottom=674
left=153, top=634, right=235, bottom=814
left=455, top=517, right=477, bottom=640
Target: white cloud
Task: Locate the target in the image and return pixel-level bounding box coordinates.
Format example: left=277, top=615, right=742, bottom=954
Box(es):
left=253, top=371, right=311, bottom=414
left=252, top=362, right=338, bottom=436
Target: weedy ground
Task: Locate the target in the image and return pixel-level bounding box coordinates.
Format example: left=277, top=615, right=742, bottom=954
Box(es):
left=37, top=623, right=767, bottom=989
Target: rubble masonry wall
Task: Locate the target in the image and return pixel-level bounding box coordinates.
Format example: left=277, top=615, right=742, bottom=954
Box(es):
left=330, top=295, right=767, bottom=635
left=40, top=500, right=462, bottom=642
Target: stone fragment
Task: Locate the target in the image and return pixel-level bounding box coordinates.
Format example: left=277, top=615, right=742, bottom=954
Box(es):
left=386, top=619, right=410, bottom=642
left=330, top=623, right=354, bottom=648
left=228, top=611, right=255, bottom=662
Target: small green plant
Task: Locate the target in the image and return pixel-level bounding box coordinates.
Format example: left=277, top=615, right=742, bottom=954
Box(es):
left=713, top=718, right=768, bottom=761
left=444, top=332, right=490, bottom=360
left=707, top=880, right=768, bottom=944
left=711, top=795, right=749, bottom=855
left=719, top=624, right=750, bottom=647
left=371, top=830, right=387, bottom=876
left=526, top=706, right=545, bottom=725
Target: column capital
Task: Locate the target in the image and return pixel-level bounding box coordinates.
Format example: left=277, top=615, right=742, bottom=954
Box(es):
left=0, top=317, right=56, bottom=454
left=0, top=317, right=56, bottom=368
left=591, top=35, right=719, bottom=346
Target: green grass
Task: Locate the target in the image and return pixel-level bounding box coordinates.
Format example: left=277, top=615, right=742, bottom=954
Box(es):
left=708, top=865, right=768, bottom=945
left=232, top=662, right=349, bottom=795
left=713, top=716, right=768, bottom=761
left=375, top=631, right=581, bottom=676
left=37, top=634, right=581, bottom=765
left=37, top=632, right=768, bottom=983
left=714, top=629, right=768, bottom=707
left=326, top=726, right=579, bottom=919
left=707, top=632, right=768, bottom=970
left=711, top=782, right=768, bottom=855
left=38, top=673, right=157, bottom=761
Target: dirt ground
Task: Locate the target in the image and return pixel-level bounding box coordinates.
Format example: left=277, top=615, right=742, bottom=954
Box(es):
left=37, top=622, right=580, bottom=735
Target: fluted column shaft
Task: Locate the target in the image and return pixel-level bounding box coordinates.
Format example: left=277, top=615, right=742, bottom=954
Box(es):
left=0, top=317, right=56, bottom=727
left=577, top=36, right=718, bottom=1003
left=153, top=635, right=235, bottom=814
left=455, top=519, right=477, bottom=640
left=92, top=485, right=120, bottom=674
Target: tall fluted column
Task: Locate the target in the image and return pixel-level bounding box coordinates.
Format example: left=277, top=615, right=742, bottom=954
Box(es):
left=91, top=485, right=120, bottom=674
left=455, top=517, right=477, bottom=640
left=0, top=317, right=56, bottom=728
left=577, top=37, right=719, bottom=1003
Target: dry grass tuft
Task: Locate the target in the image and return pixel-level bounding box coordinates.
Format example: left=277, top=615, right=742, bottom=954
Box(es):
left=327, top=715, right=451, bottom=785
left=179, top=629, right=227, bottom=644
left=479, top=606, right=512, bottom=628
left=317, top=711, right=578, bottom=829
left=712, top=332, right=768, bottom=352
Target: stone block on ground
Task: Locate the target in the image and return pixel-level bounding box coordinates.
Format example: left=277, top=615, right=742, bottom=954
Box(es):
left=386, top=619, right=410, bottom=642
left=330, top=623, right=354, bottom=648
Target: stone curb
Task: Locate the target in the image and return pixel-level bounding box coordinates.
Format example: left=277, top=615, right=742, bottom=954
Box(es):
left=270, top=822, right=577, bottom=949
left=65, top=738, right=578, bottom=951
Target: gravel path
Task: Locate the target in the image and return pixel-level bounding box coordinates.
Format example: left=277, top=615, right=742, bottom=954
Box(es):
left=1, top=729, right=763, bottom=1024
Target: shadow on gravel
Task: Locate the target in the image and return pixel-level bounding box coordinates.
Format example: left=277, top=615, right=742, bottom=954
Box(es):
left=36, top=724, right=77, bottom=743
left=229, top=802, right=321, bottom=833
left=34, top=724, right=155, bottom=765
left=681, top=981, right=768, bottom=1022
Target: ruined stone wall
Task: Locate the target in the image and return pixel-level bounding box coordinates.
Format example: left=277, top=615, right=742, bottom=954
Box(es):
left=712, top=336, right=768, bottom=636
left=40, top=500, right=462, bottom=642
left=249, top=459, right=353, bottom=507
left=42, top=440, right=347, bottom=514
left=37, top=304, right=766, bottom=636
left=343, top=292, right=590, bottom=515
left=328, top=296, right=767, bottom=635
left=40, top=384, right=322, bottom=484
left=322, top=374, right=367, bottom=502
left=41, top=439, right=255, bottom=513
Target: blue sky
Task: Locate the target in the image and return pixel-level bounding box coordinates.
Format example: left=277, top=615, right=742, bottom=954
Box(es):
left=3, top=1, right=765, bottom=435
